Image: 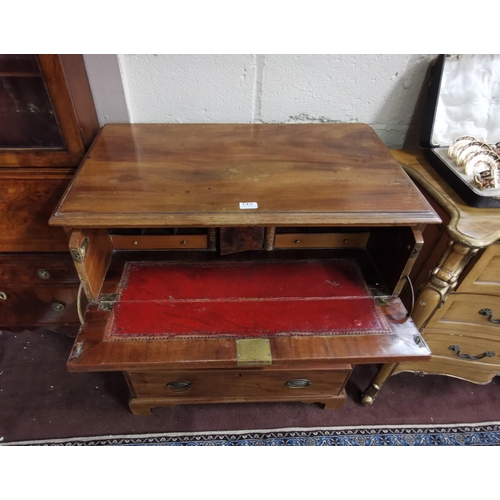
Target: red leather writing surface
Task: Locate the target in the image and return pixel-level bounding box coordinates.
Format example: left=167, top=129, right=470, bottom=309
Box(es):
left=105, top=260, right=389, bottom=340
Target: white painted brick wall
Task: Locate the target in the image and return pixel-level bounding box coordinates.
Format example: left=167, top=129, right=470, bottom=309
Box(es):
left=84, top=54, right=437, bottom=148
left=120, top=54, right=257, bottom=123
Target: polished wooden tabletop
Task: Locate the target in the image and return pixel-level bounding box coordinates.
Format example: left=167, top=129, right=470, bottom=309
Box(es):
left=50, top=123, right=440, bottom=228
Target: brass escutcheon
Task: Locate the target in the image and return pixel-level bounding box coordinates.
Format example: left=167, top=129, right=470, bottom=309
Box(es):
left=52, top=301, right=66, bottom=312
left=36, top=269, right=51, bottom=280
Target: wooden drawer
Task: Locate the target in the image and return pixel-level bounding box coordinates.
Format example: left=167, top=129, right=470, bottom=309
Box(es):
left=458, top=243, right=500, bottom=295
left=425, top=293, right=500, bottom=338
left=125, top=366, right=351, bottom=401
left=394, top=330, right=500, bottom=384
left=423, top=331, right=500, bottom=368
left=0, top=283, right=80, bottom=326
left=0, top=253, right=79, bottom=284
left=110, top=234, right=207, bottom=250
left=274, top=232, right=369, bottom=249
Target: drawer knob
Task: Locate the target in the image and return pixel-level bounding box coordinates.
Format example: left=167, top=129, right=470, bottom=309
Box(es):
left=479, top=308, right=500, bottom=325
left=36, top=269, right=51, bottom=280
left=166, top=381, right=192, bottom=392
left=294, top=240, right=301, bottom=244
left=285, top=379, right=311, bottom=388
left=0, top=291, right=7, bottom=301
left=181, top=240, right=187, bottom=245
left=52, top=301, right=66, bottom=312
left=448, top=345, right=496, bottom=360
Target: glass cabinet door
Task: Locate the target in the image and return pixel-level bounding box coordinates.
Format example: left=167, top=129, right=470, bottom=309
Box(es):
left=0, top=54, right=98, bottom=167
left=0, top=55, right=65, bottom=149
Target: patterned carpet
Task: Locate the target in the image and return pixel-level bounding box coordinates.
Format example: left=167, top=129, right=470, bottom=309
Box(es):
left=3, top=330, right=500, bottom=446
left=4, top=422, right=500, bottom=446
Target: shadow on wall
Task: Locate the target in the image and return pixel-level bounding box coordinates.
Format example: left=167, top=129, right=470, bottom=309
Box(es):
left=371, top=55, right=436, bottom=149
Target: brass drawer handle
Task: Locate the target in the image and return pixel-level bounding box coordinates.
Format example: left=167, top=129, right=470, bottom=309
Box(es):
left=285, top=379, right=311, bottom=388
left=479, top=308, right=500, bottom=325
left=0, top=291, right=7, bottom=300
left=448, top=345, right=496, bottom=360
left=166, top=381, right=192, bottom=392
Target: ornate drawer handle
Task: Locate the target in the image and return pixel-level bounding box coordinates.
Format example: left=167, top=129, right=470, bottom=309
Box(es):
left=0, top=291, right=7, bottom=300
left=448, top=345, right=495, bottom=360
left=166, top=381, right=192, bottom=392
left=479, top=308, right=500, bottom=324
left=285, top=379, right=311, bottom=388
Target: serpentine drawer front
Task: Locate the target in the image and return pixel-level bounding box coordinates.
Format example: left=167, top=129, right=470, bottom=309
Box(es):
left=394, top=330, right=500, bottom=383
left=457, top=243, right=500, bottom=295
left=425, top=294, right=500, bottom=337
left=419, top=331, right=499, bottom=367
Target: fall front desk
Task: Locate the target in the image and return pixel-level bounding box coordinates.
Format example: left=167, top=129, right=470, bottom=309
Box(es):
left=49, top=123, right=440, bottom=414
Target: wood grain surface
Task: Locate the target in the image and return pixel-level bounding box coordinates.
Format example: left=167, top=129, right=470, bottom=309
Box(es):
left=0, top=168, right=74, bottom=251
left=69, top=229, right=113, bottom=301
left=50, top=124, right=440, bottom=227
left=126, top=366, right=351, bottom=398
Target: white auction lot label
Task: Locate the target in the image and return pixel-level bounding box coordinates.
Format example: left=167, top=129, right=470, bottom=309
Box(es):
left=239, top=202, right=258, bottom=209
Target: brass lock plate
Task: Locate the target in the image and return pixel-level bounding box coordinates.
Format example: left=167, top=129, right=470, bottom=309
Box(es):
left=236, top=338, right=272, bottom=366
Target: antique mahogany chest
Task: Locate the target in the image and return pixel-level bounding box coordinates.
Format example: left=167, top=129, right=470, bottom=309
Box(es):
left=49, top=123, right=440, bottom=414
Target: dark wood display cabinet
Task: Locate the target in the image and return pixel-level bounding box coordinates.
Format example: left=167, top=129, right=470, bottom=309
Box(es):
left=49, top=123, right=441, bottom=414
left=0, top=54, right=99, bottom=335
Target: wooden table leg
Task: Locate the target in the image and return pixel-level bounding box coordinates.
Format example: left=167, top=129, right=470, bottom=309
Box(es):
left=129, top=397, right=153, bottom=415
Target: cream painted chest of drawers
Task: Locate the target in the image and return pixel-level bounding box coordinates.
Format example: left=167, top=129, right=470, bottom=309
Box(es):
left=362, top=150, right=500, bottom=404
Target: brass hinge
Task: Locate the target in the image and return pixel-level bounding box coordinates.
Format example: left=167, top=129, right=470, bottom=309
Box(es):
left=70, top=341, right=84, bottom=359
left=413, top=334, right=425, bottom=347
left=374, top=296, right=390, bottom=306
left=98, top=293, right=117, bottom=311
left=70, top=236, right=89, bottom=262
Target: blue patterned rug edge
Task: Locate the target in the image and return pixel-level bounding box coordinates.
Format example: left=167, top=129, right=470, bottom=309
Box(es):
left=3, top=421, right=500, bottom=446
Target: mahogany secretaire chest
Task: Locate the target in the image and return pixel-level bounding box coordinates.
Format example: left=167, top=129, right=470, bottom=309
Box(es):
left=49, top=123, right=440, bottom=414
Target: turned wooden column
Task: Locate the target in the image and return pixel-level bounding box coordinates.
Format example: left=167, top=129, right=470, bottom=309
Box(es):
left=412, top=241, right=478, bottom=330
